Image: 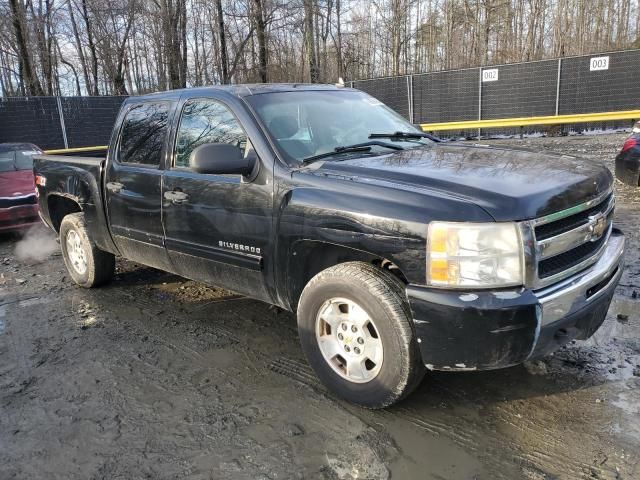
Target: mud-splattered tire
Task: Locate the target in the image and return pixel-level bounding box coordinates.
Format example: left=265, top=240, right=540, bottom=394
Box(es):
left=297, top=262, right=425, bottom=408
left=59, top=213, right=115, bottom=288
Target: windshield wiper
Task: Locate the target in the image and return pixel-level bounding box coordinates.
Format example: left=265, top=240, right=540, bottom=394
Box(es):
left=369, top=131, right=441, bottom=142
left=301, top=141, right=404, bottom=165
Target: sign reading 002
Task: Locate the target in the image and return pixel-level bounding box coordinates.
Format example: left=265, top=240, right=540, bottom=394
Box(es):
left=482, top=69, right=499, bottom=82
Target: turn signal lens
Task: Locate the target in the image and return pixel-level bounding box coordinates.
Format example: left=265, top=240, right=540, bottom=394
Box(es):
left=622, top=138, right=638, bottom=153
left=427, top=222, right=524, bottom=288
left=34, top=175, right=47, bottom=187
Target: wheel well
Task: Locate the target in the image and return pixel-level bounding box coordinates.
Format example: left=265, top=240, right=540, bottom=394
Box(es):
left=48, top=195, right=82, bottom=232
left=288, top=242, right=408, bottom=310
left=371, top=258, right=409, bottom=284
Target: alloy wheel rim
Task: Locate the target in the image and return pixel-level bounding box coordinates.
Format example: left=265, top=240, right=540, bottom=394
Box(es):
left=66, top=230, right=88, bottom=275
left=315, top=298, right=383, bottom=383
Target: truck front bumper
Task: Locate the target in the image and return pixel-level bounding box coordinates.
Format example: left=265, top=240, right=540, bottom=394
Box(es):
left=406, top=231, right=625, bottom=371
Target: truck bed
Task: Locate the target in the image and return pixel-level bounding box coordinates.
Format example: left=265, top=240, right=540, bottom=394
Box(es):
left=33, top=152, right=115, bottom=253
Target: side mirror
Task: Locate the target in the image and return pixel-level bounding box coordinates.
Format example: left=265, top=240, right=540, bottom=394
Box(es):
left=188, top=143, right=254, bottom=175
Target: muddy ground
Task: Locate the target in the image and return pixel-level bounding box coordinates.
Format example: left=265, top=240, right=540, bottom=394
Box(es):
left=1, top=133, right=639, bottom=480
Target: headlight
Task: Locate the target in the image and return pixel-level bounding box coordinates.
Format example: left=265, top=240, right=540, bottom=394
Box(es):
left=427, top=222, right=524, bottom=288
left=633, top=121, right=640, bottom=134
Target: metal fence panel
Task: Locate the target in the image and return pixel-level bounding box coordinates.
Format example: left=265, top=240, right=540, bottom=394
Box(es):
left=60, top=96, right=126, bottom=148
left=2, top=50, right=640, bottom=150
left=481, top=60, right=558, bottom=119
left=412, top=68, right=479, bottom=124
left=352, top=76, right=410, bottom=119
left=0, top=96, right=126, bottom=150
left=0, top=97, right=64, bottom=149
left=350, top=49, right=640, bottom=132
left=559, top=50, right=640, bottom=115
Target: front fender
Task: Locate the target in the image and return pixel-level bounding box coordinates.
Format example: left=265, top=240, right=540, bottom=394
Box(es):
left=275, top=187, right=428, bottom=310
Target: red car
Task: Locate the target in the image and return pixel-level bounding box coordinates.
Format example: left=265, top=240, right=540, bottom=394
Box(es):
left=615, top=121, right=640, bottom=186
left=0, top=143, right=42, bottom=233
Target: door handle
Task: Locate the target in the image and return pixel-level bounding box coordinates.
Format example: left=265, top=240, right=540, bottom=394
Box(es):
left=106, top=181, right=124, bottom=193
left=164, top=190, right=189, bottom=205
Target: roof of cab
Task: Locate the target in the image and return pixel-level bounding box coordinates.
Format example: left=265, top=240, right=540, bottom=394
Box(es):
left=128, top=83, right=351, bottom=102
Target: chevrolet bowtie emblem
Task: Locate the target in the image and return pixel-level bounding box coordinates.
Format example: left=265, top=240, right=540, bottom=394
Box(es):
left=588, top=213, right=607, bottom=241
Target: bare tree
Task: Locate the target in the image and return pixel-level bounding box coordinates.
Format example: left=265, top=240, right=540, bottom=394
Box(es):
left=215, top=0, right=229, bottom=83
left=8, top=0, right=43, bottom=95
left=154, top=0, right=188, bottom=89
left=1, top=0, right=639, bottom=96
left=252, top=0, right=268, bottom=82
left=304, top=0, right=319, bottom=82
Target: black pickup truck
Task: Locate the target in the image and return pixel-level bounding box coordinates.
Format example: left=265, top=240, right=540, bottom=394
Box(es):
left=34, top=84, right=625, bottom=408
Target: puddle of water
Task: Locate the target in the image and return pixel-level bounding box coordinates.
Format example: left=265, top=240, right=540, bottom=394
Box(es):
left=382, top=412, right=488, bottom=479
left=611, top=388, right=640, bottom=417
left=612, top=385, right=640, bottom=443
left=0, top=297, right=49, bottom=335
left=589, top=296, right=640, bottom=345
left=611, top=295, right=639, bottom=314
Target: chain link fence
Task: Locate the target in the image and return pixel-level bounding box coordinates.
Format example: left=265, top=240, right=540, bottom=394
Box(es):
left=2, top=51, right=639, bottom=149
left=0, top=96, right=126, bottom=150
left=352, top=49, right=640, bottom=136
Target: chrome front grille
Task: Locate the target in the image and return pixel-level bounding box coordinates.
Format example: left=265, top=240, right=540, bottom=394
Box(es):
left=538, top=233, right=608, bottom=278
left=521, top=189, right=615, bottom=289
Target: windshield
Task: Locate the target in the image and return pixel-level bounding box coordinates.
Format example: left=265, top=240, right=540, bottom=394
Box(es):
left=0, top=145, right=40, bottom=172
left=246, top=90, right=431, bottom=164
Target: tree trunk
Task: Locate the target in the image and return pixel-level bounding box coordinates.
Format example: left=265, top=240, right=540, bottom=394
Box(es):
left=68, top=1, right=91, bottom=95
left=9, top=0, right=44, bottom=95
left=335, top=0, right=343, bottom=79
left=252, top=0, right=268, bottom=83
left=180, top=0, right=188, bottom=86
left=304, top=0, right=319, bottom=82
left=81, top=0, right=99, bottom=95
left=216, top=0, right=229, bottom=83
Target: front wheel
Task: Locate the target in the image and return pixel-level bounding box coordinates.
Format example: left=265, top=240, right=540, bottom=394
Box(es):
left=59, top=213, right=115, bottom=288
left=297, top=262, right=425, bottom=408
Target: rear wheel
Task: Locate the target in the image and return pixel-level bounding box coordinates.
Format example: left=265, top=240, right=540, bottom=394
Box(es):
left=297, top=262, right=425, bottom=408
left=59, top=213, right=115, bottom=288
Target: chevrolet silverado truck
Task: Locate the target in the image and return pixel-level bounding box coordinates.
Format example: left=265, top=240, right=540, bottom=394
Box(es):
left=33, top=84, right=625, bottom=408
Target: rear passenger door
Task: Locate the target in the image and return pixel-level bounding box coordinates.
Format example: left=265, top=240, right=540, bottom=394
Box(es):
left=104, top=101, right=174, bottom=271
left=162, top=96, right=273, bottom=301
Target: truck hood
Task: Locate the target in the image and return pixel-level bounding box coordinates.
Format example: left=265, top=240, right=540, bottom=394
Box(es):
left=0, top=170, right=35, bottom=198
left=305, top=144, right=613, bottom=221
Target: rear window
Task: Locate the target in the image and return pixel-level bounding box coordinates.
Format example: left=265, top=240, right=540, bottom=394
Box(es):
left=0, top=145, right=40, bottom=172
left=14, top=150, right=37, bottom=170
left=118, top=102, right=170, bottom=166
left=0, top=151, right=14, bottom=173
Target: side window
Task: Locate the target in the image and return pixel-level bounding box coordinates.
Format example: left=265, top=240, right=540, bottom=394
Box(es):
left=0, top=149, right=15, bottom=173
left=14, top=148, right=39, bottom=171
left=174, top=99, right=247, bottom=168
left=118, top=102, right=169, bottom=167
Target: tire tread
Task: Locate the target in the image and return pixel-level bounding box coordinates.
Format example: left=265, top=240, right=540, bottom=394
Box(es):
left=60, top=213, right=115, bottom=288
left=299, top=261, right=425, bottom=408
